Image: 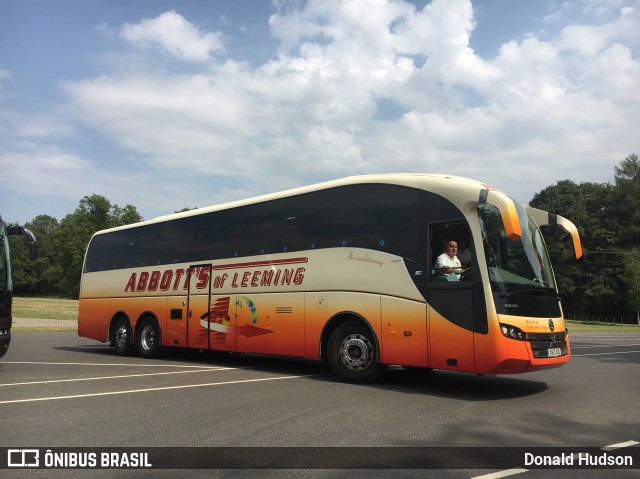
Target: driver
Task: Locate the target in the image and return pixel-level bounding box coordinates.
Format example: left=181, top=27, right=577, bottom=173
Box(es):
left=434, top=240, right=468, bottom=281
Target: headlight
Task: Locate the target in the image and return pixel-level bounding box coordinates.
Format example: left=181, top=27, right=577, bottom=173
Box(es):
left=500, top=323, right=525, bottom=341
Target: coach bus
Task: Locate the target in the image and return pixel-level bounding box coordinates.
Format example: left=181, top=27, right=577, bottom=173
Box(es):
left=0, top=215, right=38, bottom=358
left=78, top=174, right=582, bottom=382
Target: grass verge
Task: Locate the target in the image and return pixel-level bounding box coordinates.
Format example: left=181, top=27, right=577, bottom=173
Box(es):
left=12, top=297, right=78, bottom=321
left=566, top=320, right=639, bottom=333
left=13, top=327, right=77, bottom=332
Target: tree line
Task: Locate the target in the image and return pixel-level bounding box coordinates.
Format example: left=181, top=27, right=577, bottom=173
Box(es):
left=8, top=154, right=639, bottom=321
left=9, top=195, right=143, bottom=298
left=529, top=154, right=639, bottom=322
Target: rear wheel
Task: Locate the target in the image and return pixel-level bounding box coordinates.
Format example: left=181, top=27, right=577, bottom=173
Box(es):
left=327, top=320, right=385, bottom=383
left=113, top=317, right=135, bottom=356
left=137, top=317, right=162, bottom=359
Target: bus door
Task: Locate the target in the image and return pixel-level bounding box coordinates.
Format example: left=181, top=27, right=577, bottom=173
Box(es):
left=187, top=264, right=237, bottom=352
left=164, top=266, right=193, bottom=348
left=427, top=222, right=483, bottom=372
left=166, top=294, right=188, bottom=348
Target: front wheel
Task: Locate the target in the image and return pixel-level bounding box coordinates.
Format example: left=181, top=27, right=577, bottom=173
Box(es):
left=137, top=317, right=162, bottom=359
left=327, top=320, right=385, bottom=383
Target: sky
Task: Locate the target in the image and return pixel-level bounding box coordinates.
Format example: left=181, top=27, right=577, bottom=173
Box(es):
left=1, top=0, right=638, bottom=224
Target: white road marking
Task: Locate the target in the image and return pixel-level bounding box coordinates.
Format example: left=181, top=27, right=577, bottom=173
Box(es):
left=571, top=343, right=640, bottom=349
left=0, top=374, right=316, bottom=404
left=0, top=367, right=234, bottom=387
left=471, top=468, right=528, bottom=479
left=572, top=350, right=640, bottom=357
left=0, top=360, right=225, bottom=368
left=602, top=440, right=640, bottom=451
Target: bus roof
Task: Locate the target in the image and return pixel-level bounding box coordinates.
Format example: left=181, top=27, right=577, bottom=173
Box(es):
left=94, top=173, right=496, bottom=236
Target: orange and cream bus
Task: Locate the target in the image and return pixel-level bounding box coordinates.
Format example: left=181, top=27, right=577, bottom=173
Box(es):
left=78, top=174, right=582, bottom=383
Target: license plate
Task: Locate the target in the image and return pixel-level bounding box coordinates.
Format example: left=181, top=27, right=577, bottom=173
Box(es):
left=547, top=347, right=562, bottom=357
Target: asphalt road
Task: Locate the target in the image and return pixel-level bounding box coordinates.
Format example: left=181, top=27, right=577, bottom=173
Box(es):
left=0, top=331, right=638, bottom=478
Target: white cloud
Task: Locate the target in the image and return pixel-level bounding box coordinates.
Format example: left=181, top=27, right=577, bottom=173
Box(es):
left=120, top=10, right=225, bottom=62
left=556, top=2, right=640, bottom=56
left=73, top=2, right=636, bottom=200
left=1, top=148, right=91, bottom=200
left=4, top=0, right=639, bottom=222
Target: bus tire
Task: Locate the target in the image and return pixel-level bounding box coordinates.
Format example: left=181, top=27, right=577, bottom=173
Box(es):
left=327, top=320, right=385, bottom=383
left=113, top=317, right=135, bottom=356
left=137, top=317, right=162, bottom=359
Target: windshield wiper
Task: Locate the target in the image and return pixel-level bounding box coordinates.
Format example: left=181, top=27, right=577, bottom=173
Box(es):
left=494, top=284, right=558, bottom=299
left=493, top=283, right=516, bottom=298
left=507, top=287, right=557, bottom=298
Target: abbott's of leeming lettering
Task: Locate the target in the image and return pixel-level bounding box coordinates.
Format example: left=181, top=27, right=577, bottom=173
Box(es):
left=123, top=264, right=306, bottom=293
left=78, top=174, right=583, bottom=383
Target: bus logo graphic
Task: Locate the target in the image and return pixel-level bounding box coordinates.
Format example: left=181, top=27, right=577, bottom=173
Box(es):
left=8, top=449, right=39, bottom=467
left=208, top=296, right=231, bottom=324
left=548, top=319, right=555, bottom=332
left=199, top=297, right=271, bottom=337
left=234, top=297, right=258, bottom=323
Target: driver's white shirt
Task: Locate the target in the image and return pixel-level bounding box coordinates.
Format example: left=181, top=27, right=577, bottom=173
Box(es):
left=435, top=253, right=462, bottom=280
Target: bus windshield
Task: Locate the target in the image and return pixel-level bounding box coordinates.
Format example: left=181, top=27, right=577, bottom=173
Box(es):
left=0, top=222, right=10, bottom=292
left=478, top=202, right=556, bottom=292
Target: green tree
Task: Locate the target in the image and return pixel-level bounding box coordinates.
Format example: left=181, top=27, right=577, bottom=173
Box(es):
left=9, top=215, right=60, bottom=295
left=530, top=180, right=621, bottom=315
left=612, top=153, right=640, bottom=247
left=28, top=215, right=62, bottom=295
left=7, top=226, right=37, bottom=295
left=530, top=154, right=639, bottom=318
left=52, top=195, right=142, bottom=297
left=622, top=247, right=640, bottom=324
